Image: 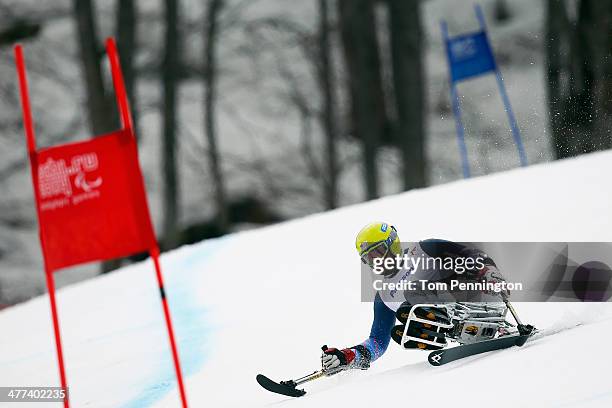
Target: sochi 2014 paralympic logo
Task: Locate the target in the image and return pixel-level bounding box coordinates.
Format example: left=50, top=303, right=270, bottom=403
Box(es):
left=38, top=153, right=103, bottom=211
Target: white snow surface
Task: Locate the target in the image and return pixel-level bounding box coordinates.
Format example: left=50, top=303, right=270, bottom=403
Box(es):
left=2, top=150, right=612, bottom=407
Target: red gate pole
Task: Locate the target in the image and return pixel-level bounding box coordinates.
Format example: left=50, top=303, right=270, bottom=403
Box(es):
left=105, top=38, right=133, bottom=134
left=14, top=44, right=70, bottom=408
left=44, top=267, right=69, bottom=408
left=106, top=37, right=188, bottom=407
left=151, top=248, right=189, bottom=408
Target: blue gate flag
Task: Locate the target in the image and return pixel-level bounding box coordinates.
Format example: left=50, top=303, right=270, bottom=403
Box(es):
left=446, top=31, right=496, bottom=83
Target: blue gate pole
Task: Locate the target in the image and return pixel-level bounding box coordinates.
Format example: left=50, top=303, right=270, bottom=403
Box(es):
left=450, top=84, right=471, bottom=178
left=441, top=21, right=471, bottom=178
left=494, top=70, right=527, bottom=166
left=475, top=4, right=528, bottom=167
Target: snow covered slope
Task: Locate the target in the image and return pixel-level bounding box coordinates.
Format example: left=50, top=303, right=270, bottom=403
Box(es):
left=2, top=151, right=612, bottom=407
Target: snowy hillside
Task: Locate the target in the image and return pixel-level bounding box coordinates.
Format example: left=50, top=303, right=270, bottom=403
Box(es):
left=2, top=151, right=612, bottom=407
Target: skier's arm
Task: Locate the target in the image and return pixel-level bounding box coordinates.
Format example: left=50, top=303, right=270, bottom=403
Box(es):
left=322, top=293, right=395, bottom=371
left=353, top=292, right=396, bottom=367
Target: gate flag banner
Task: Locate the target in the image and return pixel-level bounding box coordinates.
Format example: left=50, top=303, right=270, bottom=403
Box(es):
left=14, top=38, right=188, bottom=408
left=34, top=130, right=156, bottom=271
left=446, top=31, right=496, bottom=83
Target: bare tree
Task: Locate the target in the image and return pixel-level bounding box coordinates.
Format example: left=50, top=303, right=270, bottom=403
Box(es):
left=317, top=0, right=338, bottom=209
left=387, top=0, right=426, bottom=190
left=240, top=14, right=339, bottom=209
left=116, top=0, right=139, bottom=140
left=337, top=0, right=387, bottom=200
left=162, top=0, right=181, bottom=248
left=203, top=0, right=229, bottom=233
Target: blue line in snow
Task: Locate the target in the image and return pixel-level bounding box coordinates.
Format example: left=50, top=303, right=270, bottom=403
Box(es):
left=121, top=238, right=228, bottom=408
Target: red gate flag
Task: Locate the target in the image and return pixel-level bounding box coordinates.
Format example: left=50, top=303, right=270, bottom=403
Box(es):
left=34, top=130, right=156, bottom=271
left=14, top=38, right=189, bottom=408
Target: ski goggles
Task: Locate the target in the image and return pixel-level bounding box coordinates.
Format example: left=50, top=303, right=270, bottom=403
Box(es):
left=360, top=227, right=398, bottom=271
left=360, top=241, right=390, bottom=269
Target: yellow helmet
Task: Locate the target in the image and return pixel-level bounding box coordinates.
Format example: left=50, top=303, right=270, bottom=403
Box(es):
left=355, top=222, right=401, bottom=267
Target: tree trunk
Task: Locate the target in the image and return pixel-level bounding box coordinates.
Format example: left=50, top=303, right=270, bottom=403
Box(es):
left=73, top=0, right=117, bottom=135
left=317, top=0, right=338, bottom=209
left=162, top=0, right=180, bottom=248
left=203, top=0, right=229, bottom=233
left=599, top=0, right=612, bottom=148
left=547, top=0, right=612, bottom=159
left=338, top=0, right=386, bottom=200
left=387, top=0, right=426, bottom=190
left=573, top=0, right=596, bottom=154
left=73, top=0, right=121, bottom=273
left=116, top=0, right=139, bottom=140
left=545, top=0, right=568, bottom=158
left=582, top=0, right=612, bottom=151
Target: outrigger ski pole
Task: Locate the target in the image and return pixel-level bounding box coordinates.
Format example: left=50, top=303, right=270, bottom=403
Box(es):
left=502, top=295, right=536, bottom=345
left=256, top=345, right=340, bottom=397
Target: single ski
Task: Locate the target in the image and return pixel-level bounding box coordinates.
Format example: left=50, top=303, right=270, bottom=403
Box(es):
left=428, top=332, right=531, bottom=366
left=256, top=374, right=308, bottom=397
left=257, top=346, right=346, bottom=397
left=256, top=368, right=332, bottom=398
